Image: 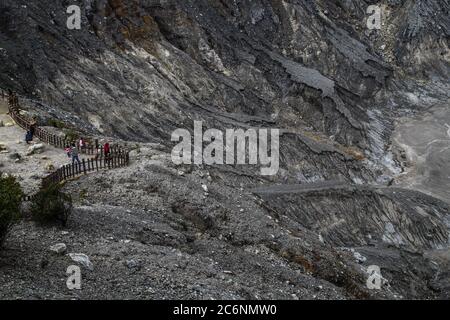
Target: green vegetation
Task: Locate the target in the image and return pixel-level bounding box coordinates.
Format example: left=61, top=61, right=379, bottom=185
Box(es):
left=47, top=118, right=66, bottom=129
left=63, top=129, right=79, bottom=144
left=79, top=188, right=88, bottom=201
left=30, top=183, right=72, bottom=227
left=0, top=173, right=23, bottom=247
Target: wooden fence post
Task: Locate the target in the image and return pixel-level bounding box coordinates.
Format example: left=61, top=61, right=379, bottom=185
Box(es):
left=82, top=159, right=87, bottom=174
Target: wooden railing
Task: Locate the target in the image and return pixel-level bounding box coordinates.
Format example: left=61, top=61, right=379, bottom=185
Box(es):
left=41, top=155, right=129, bottom=189
left=1, top=89, right=131, bottom=197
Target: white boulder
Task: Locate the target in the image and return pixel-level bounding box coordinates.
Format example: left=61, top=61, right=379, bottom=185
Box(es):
left=49, top=243, right=67, bottom=255
left=68, top=253, right=94, bottom=271
left=26, top=143, right=44, bottom=155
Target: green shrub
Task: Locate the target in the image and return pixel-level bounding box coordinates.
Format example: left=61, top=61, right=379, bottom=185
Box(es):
left=30, top=183, right=72, bottom=227
left=0, top=174, right=23, bottom=247
left=79, top=188, right=88, bottom=201
left=48, top=118, right=66, bottom=129
left=63, top=129, right=79, bottom=143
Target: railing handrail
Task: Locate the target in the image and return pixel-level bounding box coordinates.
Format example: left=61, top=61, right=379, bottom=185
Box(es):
left=1, top=89, right=131, bottom=198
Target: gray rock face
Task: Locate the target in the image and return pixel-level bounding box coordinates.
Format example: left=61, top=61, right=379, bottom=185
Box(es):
left=0, top=0, right=449, bottom=300
left=254, top=183, right=449, bottom=250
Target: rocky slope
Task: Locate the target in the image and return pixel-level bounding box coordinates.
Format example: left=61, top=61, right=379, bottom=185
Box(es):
left=0, top=0, right=449, bottom=299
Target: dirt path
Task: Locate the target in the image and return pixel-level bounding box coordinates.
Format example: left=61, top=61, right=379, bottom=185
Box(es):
left=0, top=100, right=75, bottom=194
left=392, top=100, right=450, bottom=203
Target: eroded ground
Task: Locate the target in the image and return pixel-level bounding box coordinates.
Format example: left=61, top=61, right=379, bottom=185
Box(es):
left=392, top=100, right=450, bottom=204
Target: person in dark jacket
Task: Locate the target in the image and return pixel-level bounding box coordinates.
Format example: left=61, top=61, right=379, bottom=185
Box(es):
left=71, top=143, right=81, bottom=165
left=25, top=131, right=32, bottom=144
left=29, top=123, right=36, bottom=141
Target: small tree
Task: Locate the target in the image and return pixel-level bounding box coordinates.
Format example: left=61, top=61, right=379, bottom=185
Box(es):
left=0, top=173, right=23, bottom=247
left=30, top=183, right=72, bottom=227
left=63, top=129, right=79, bottom=144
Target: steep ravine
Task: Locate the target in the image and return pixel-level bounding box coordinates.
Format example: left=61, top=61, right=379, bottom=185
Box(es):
left=0, top=0, right=449, bottom=299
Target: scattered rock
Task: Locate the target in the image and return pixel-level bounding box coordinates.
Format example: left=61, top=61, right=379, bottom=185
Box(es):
left=26, top=143, right=44, bottom=156
left=8, top=153, right=21, bottom=161
left=68, top=253, right=94, bottom=271
left=49, top=243, right=67, bottom=255
left=353, top=251, right=367, bottom=263
left=40, top=258, right=49, bottom=269
left=45, top=162, right=55, bottom=171
left=125, top=259, right=141, bottom=270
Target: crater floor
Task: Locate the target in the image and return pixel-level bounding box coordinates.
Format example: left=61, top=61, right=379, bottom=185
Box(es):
left=393, top=100, right=450, bottom=204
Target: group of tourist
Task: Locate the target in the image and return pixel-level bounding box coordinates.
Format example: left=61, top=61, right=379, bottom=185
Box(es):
left=65, top=138, right=111, bottom=165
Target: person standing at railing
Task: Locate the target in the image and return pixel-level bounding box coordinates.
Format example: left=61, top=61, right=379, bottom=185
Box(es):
left=25, top=131, right=32, bottom=144
left=79, top=137, right=85, bottom=151
left=64, top=145, right=72, bottom=158
left=29, top=119, right=37, bottom=141
left=94, top=144, right=102, bottom=160
left=104, top=142, right=110, bottom=158
left=71, top=143, right=81, bottom=165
